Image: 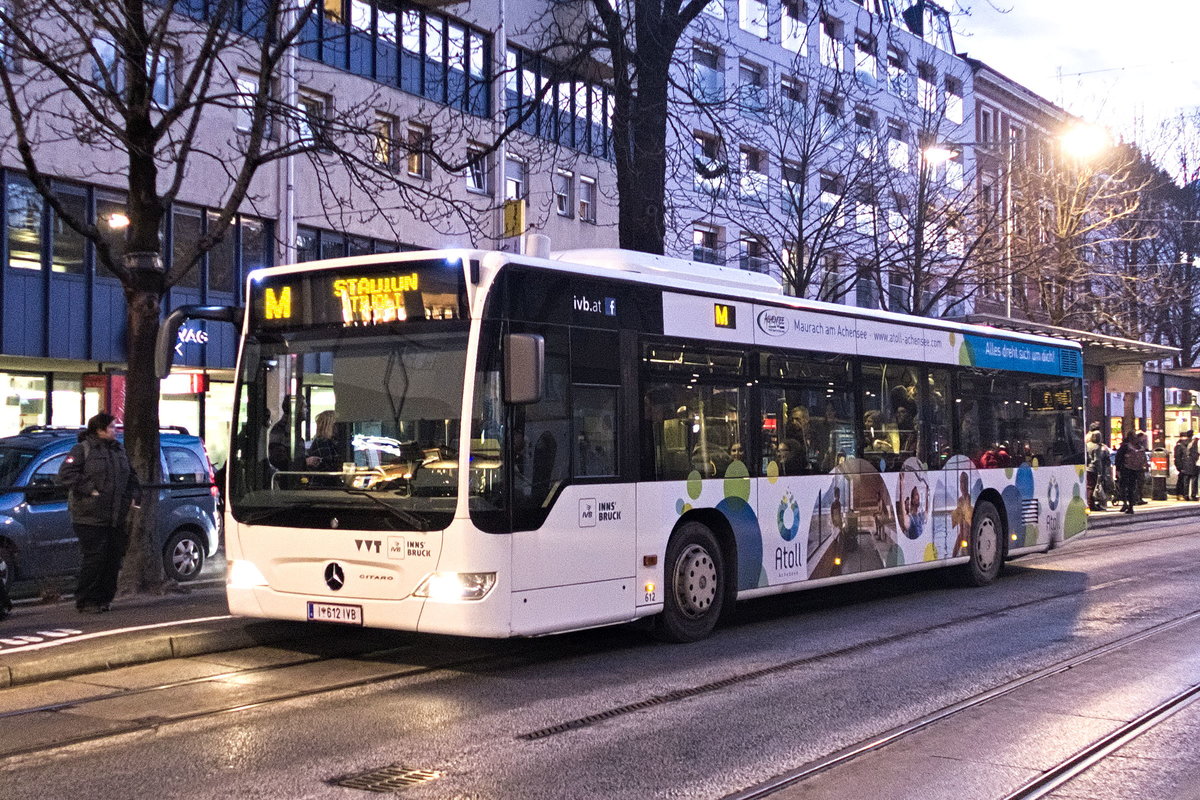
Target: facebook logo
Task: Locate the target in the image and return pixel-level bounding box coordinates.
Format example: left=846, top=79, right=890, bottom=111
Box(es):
left=605, top=298, right=617, bottom=316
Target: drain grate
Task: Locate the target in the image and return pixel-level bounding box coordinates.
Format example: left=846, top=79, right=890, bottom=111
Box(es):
left=330, top=765, right=443, bottom=793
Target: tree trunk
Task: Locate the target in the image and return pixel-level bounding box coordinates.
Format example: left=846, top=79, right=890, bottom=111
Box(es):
left=613, top=39, right=671, bottom=255
left=118, top=282, right=166, bottom=594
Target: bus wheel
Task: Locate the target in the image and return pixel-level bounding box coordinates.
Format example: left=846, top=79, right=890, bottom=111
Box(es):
left=656, top=522, right=725, bottom=643
left=963, top=501, right=1003, bottom=586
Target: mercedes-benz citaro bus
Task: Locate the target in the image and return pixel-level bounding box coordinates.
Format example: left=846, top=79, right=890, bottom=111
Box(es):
left=158, top=240, right=1087, bottom=642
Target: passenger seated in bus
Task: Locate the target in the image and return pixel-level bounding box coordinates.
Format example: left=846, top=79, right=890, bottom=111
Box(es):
left=729, top=442, right=746, bottom=464
left=305, top=410, right=342, bottom=471
left=863, top=410, right=892, bottom=455
left=776, top=439, right=807, bottom=475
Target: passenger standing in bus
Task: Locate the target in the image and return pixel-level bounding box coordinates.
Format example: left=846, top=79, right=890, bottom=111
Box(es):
left=776, top=439, right=806, bottom=475
left=268, top=395, right=308, bottom=473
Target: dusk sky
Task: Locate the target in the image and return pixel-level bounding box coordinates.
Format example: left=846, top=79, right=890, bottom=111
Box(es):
left=953, top=0, right=1200, bottom=163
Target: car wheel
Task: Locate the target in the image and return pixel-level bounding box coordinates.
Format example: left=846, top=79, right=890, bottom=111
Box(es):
left=655, top=521, right=725, bottom=643
left=163, top=530, right=206, bottom=582
left=963, top=500, right=1003, bottom=586
left=0, top=543, right=14, bottom=592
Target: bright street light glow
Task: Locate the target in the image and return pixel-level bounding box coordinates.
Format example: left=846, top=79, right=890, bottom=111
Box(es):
left=107, top=212, right=130, bottom=229
left=921, top=145, right=958, bottom=165
left=1058, top=124, right=1110, bottom=160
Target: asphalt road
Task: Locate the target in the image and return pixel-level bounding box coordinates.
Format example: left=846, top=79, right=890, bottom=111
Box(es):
left=3, top=515, right=1200, bottom=800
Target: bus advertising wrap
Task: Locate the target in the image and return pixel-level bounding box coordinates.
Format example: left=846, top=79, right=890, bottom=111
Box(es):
left=662, top=293, right=1082, bottom=378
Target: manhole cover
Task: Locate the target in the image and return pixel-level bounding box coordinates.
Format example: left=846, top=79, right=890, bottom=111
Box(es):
left=331, top=765, right=443, bottom=793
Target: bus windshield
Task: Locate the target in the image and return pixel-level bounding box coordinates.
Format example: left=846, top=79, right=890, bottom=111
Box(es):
left=229, top=325, right=470, bottom=531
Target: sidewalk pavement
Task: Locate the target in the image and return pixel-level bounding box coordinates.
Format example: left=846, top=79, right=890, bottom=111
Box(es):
left=1, top=498, right=1197, bottom=690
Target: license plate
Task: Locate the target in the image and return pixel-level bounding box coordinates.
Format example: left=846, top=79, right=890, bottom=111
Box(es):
left=307, top=601, right=363, bottom=625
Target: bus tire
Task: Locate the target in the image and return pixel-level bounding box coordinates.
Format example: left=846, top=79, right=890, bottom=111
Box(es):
left=655, top=522, right=725, bottom=643
left=962, top=500, right=1003, bottom=587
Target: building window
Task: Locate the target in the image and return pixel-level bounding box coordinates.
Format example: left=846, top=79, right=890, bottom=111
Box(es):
left=504, top=156, right=526, bottom=200
left=506, top=45, right=609, bottom=157
left=781, top=76, right=806, bottom=113
left=91, top=36, right=121, bottom=91
left=820, top=16, right=843, bottom=71
left=819, top=173, right=842, bottom=224
left=945, top=77, right=963, bottom=124
left=781, top=160, right=803, bottom=215
left=854, top=109, right=874, bottom=159
left=694, top=132, right=725, bottom=194
left=738, top=61, right=767, bottom=116
left=692, top=42, right=723, bottom=103
left=406, top=123, right=430, bottom=178
left=819, top=94, right=841, bottom=137
left=740, top=0, right=769, bottom=38
left=372, top=112, right=396, bottom=169
left=579, top=176, right=597, bottom=222
left=979, top=108, right=993, bottom=143
left=887, top=122, right=909, bottom=171
left=466, top=144, right=489, bottom=193
left=855, top=261, right=877, bottom=308
left=782, top=0, right=807, bottom=53
left=739, top=235, right=767, bottom=273
left=739, top=148, right=767, bottom=202
left=5, top=173, right=42, bottom=271
left=855, top=33, right=877, bottom=86
left=298, top=89, right=331, bottom=148
left=917, top=63, right=937, bottom=113
left=149, top=50, right=175, bottom=106
left=887, top=47, right=908, bottom=98
left=554, top=169, right=573, bottom=217
left=693, top=226, right=721, bottom=264
left=704, top=0, right=725, bottom=19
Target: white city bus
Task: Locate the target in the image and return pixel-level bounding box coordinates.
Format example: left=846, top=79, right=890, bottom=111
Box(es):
left=161, top=245, right=1087, bottom=642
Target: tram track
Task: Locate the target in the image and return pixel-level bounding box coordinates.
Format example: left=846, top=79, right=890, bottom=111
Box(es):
left=4, top=525, right=1198, bottom=768
left=722, top=609, right=1200, bottom=800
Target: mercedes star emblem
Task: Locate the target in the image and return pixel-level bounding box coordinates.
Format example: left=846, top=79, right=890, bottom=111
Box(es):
left=324, top=562, right=345, bottom=591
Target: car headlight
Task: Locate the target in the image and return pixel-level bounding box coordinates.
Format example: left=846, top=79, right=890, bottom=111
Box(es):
left=227, top=559, right=269, bottom=588
left=413, top=571, right=496, bottom=602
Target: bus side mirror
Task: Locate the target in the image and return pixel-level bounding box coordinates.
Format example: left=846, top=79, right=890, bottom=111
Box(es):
left=504, top=334, right=544, bottom=405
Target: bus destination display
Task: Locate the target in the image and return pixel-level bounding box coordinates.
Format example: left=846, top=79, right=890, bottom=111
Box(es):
left=252, top=260, right=465, bottom=329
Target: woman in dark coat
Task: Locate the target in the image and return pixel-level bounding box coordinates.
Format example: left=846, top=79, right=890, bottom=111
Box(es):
left=58, top=413, right=141, bottom=613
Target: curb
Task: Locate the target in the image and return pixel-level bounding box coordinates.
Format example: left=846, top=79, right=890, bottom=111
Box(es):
left=1087, top=504, right=1200, bottom=529
left=0, top=618, right=307, bottom=689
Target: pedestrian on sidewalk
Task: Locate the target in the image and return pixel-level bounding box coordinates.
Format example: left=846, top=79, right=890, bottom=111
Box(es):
left=1085, top=432, right=1111, bottom=511
left=58, top=414, right=142, bottom=614
left=1174, top=430, right=1198, bottom=501
left=1115, top=434, right=1146, bottom=514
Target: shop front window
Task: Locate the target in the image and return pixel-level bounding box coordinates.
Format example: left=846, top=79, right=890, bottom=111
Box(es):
left=51, top=376, right=84, bottom=428
left=0, top=374, right=48, bottom=435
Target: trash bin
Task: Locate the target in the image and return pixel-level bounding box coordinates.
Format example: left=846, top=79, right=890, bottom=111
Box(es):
left=1151, top=447, right=1169, bottom=501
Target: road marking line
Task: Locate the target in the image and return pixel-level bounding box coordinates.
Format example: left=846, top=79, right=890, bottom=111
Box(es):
left=0, top=616, right=232, bottom=655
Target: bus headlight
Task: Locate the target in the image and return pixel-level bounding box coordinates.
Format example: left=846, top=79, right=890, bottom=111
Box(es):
left=228, top=559, right=269, bottom=589
left=413, top=572, right=496, bottom=602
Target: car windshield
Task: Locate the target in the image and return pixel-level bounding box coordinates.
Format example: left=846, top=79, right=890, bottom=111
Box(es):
left=229, top=325, right=470, bottom=531
left=0, top=447, right=36, bottom=488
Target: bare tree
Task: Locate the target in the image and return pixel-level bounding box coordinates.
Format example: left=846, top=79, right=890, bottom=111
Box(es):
left=1005, top=139, right=1153, bottom=328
